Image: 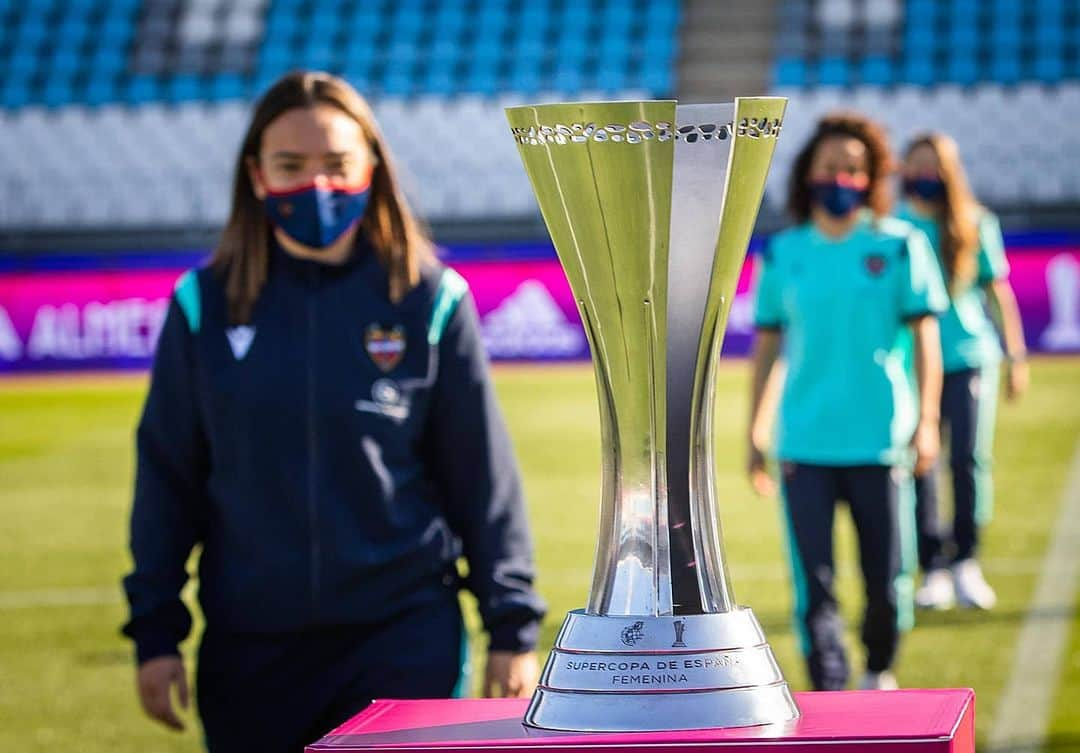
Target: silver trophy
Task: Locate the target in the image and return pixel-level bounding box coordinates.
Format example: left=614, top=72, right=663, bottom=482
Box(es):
left=506, top=99, right=797, bottom=732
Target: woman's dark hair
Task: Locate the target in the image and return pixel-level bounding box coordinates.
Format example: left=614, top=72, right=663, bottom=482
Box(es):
left=905, top=132, right=980, bottom=291
left=786, top=112, right=895, bottom=223
left=212, top=71, right=433, bottom=324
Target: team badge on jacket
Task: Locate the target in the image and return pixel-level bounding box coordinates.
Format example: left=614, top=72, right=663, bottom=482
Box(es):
left=364, top=324, right=406, bottom=372
left=864, top=254, right=888, bottom=277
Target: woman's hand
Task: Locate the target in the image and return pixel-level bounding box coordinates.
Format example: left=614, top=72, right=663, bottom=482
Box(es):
left=911, top=418, right=940, bottom=477
left=747, top=444, right=776, bottom=497
left=1005, top=359, right=1029, bottom=401
left=136, top=655, right=189, bottom=731
left=484, top=650, right=539, bottom=698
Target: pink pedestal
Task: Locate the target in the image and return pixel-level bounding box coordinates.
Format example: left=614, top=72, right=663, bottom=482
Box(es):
left=307, top=690, right=974, bottom=753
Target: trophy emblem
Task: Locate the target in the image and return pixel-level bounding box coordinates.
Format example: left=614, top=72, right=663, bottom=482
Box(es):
left=506, top=98, right=797, bottom=732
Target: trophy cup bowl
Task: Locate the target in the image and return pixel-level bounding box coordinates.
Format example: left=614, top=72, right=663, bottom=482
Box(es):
left=506, top=98, right=797, bottom=732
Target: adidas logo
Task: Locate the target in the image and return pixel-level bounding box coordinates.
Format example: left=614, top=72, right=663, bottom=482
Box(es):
left=481, top=280, right=584, bottom=358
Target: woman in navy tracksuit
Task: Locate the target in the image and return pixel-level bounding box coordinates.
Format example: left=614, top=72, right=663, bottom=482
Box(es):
left=122, top=72, right=545, bottom=753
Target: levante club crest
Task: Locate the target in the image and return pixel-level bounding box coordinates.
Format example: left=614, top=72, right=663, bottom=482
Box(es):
left=864, top=254, right=888, bottom=277
left=364, top=324, right=406, bottom=372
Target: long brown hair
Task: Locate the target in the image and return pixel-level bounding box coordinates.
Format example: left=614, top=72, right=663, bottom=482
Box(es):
left=212, top=70, right=433, bottom=324
left=904, top=132, right=979, bottom=291
left=787, top=112, right=894, bottom=223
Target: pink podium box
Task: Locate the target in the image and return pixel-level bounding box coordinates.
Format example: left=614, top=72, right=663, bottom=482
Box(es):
left=307, top=690, right=974, bottom=753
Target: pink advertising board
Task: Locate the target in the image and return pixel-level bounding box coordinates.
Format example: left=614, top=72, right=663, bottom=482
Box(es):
left=0, top=248, right=1077, bottom=372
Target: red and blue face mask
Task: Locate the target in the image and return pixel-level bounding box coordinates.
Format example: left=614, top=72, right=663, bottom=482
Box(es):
left=809, top=173, right=869, bottom=219
left=262, top=171, right=372, bottom=250
left=903, top=176, right=946, bottom=202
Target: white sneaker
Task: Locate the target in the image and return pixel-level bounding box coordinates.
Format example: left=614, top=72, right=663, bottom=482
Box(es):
left=915, top=568, right=956, bottom=610
left=952, top=559, right=997, bottom=610
left=859, top=671, right=899, bottom=690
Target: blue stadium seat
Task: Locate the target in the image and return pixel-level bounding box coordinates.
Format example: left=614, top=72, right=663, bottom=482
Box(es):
left=463, top=64, right=500, bottom=96
left=101, top=17, right=134, bottom=44
left=264, top=11, right=296, bottom=40
left=166, top=75, right=204, bottom=103
left=381, top=66, right=416, bottom=97
left=49, top=49, right=84, bottom=76
left=513, top=35, right=547, bottom=62
left=945, top=56, right=980, bottom=85
left=991, top=25, right=1022, bottom=51
left=1035, top=23, right=1065, bottom=47
left=556, top=34, right=590, bottom=63
left=947, top=24, right=980, bottom=52
left=84, top=75, right=119, bottom=106
left=386, top=38, right=421, bottom=67
left=471, top=38, right=504, bottom=65
left=990, top=55, right=1022, bottom=83
left=519, top=3, right=552, bottom=30
left=774, top=58, right=808, bottom=86
left=7, top=48, right=40, bottom=77
left=308, top=7, right=339, bottom=37
left=42, top=74, right=75, bottom=107
left=640, top=65, right=673, bottom=96
left=299, top=40, right=337, bottom=70
left=859, top=56, right=894, bottom=85
left=15, top=18, right=48, bottom=47
left=595, top=65, right=628, bottom=92
left=124, top=75, right=162, bottom=104
left=390, top=8, right=426, bottom=36
left=906, top=0, right=937, bottom=24
left=901, top=56, right=937, bottom=85
left=644, top=2, right=680, bottom=29
left=817, top=56, right=851, bottom=86
left=210, top=74, right=248, bottom=101
left=421, top=66, right=458, bottom=96
left=552, top=63, right=584, bottom=93
left=508, top=65, right=542, bottom=95
left=1, top=79, right=32, bottom=110
left=90, top=45, right=127, bottom=75
left=642, top=33, right=676, bottom=61
left=1032, top=53, right=1065, bottom=82
left=343, top=37, right=378, bottom=67
left=903, top=27, right=936, bottom=55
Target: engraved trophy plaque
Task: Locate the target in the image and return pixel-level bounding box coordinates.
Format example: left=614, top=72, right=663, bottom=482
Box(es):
left=506, top=99, right=797, bottom=732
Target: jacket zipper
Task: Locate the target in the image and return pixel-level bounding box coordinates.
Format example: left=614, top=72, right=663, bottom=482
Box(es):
left=307, top=271, right=321, bottom=618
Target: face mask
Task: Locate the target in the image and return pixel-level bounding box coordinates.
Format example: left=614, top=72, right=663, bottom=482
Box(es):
left=809, top=179, right=867, bottom=218
left=263, top=180, right=371, bottom=250
left=904, top=177, right=946, bottom=202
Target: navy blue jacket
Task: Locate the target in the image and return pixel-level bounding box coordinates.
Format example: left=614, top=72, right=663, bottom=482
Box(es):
left=122, top=241, right=545, bottom=663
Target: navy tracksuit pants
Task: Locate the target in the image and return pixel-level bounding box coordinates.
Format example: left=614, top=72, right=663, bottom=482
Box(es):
left=780, top=463, right=916, bottom=691
left=914, top=366, right=998, bottom=571
left=196, top=595, right=464, bottom=753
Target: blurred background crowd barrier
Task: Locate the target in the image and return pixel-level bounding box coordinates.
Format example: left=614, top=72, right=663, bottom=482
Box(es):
left=1, top=0, right=1078, bottom=371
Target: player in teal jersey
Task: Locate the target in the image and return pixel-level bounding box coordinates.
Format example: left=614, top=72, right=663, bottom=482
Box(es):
left=899, top=133, right=1029, bottom=612
left=748, top=114, right=948, bottom=691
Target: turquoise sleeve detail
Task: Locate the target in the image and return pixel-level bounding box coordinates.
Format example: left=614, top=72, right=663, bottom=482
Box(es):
left=900, top=228, right=949, bottom=318
left=752, top=242, right=784, bottom=329
left=428, top=267, right=469, bottom=346
left=173, top=270, right=201, bottom=334
left=976, top=211, right=1009, bottom=285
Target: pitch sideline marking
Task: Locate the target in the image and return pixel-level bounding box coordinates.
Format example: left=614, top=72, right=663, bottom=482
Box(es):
left=987, top=438, right=1080, bottom=753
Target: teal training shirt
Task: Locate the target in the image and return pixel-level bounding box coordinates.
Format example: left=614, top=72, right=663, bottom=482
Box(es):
left=754, top=215, right=949, bottom=466
left=896, top=204, right=1009, bottom=373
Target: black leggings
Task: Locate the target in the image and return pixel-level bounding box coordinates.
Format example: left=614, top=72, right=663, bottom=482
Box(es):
left=914, top=366, right=998, bottom=570
left=197, top=596, right=464, bottom=753
left=779, top=463, right=916, bottom=690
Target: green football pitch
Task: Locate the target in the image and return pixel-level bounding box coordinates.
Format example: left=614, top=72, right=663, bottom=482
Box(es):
left=1, top=359, right=1078, bottom=752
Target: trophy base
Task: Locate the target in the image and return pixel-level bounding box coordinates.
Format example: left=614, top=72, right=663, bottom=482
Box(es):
left=524, top=608, right=799, bottom=732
